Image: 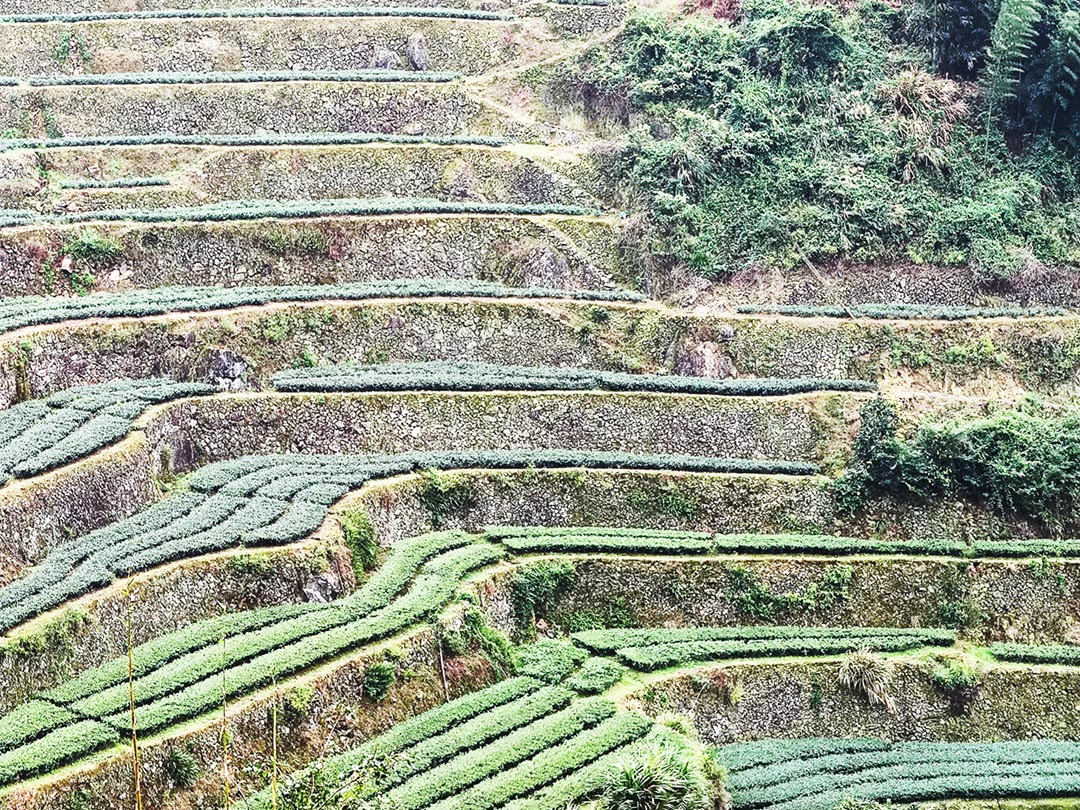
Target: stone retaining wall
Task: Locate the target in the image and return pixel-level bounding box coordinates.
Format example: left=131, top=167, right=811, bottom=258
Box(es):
left=0, top=214, right=622, bottom=297
left=639, top=660, right=1080, bottom=744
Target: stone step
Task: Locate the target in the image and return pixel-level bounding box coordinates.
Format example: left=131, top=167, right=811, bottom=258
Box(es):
left=0, top=74, right=533, bottom=138
left=0, top=142, right=600, bottom=211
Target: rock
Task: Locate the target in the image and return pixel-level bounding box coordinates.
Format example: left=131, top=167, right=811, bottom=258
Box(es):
left=204, top=348, right=251, bottom=391
left=369, top=48, right=402, bottom=69
left=507, top=242, right=571, bottom=288
left=676, top=341, right=737, bottom=378
left=406, top=32, right=430, bottom=71
left=303, top=569, right=343, bottom=603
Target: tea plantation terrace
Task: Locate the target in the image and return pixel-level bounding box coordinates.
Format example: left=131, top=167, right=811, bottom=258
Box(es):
left=0, top=369, right=872, bottom=485
left=0, top=378, right=210, bottom=480
left=0, top=515, right=986, bottom=789
left=0, top=281, right=645, bottom=335
left=236, top=638, right=1080, bottom=810
left=0, top=451, right=818, bottom=632
left=719, top=738, right=1080, bottom=809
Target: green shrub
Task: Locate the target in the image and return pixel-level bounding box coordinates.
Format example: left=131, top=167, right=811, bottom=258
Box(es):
left=164, top=746, right=201, bottom=788
left=567, top=657, right=627, bottom=694
left=62, top=228, right=122, bottom=267
left=839, top=397, right=1080, bottom=530
left=930, top=654, right=982, bottom=713
left=510, top=560, right=577, bottom=630
left=341, top=509, right=378, bottom=581
left=417, top=469, right=477, bottom=529
left=363, top=662, right=397, bottom=702
left=514, top=640, right=587, bottom=683
left=562, top=2, right=1080, bottom=280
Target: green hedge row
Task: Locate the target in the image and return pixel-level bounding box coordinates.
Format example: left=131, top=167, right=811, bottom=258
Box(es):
left=28, top=530, right=472, bottom=747
left=565, top=656, right=625, bottom=694
left=271, top=360, right=877, bottom=396
left=423, top=711, right=653, bottom=810
left=1, top=6, right=511, bottom=22
left=499, top=734, right=649, bottom=810
left=494, top=526, right=1080, bottom=559
left=572, top=626, right=956, bottom=654
left=717, top=737, right=893, bottom=772
left=617, top=633, right=953, bottom=671
left=732, top=740, right=1080, bottom=793
left=0, top=719, right=117, bottom=784
left=59, top=177, right=169, bottom=190
left=720, top=740, right=1080, bottom=810
left=115, top=543, right=499, bottom=733
left=736, top=304, right=1068, bottom=320
left=187, top=450, right=818, bottom=495
left=0, top=280, right=645, bottom=336
left=0, top=700, right=74, bottom=753
left=18, top=70, right=459, bottom=87
left=0, top=377, right=211, bottom=483
left=383, top=685, right=575, bottom=789
left=990, top=643, right=1080, bottom=666
left=386, top=698, right=615, bottom=810
left=9, top=197, right=596, bottom=228
left=0, top=132, right=510, bottom=153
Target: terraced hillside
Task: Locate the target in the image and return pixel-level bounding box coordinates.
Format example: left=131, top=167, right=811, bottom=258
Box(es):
left=1, top=0, right=1080, bottom=807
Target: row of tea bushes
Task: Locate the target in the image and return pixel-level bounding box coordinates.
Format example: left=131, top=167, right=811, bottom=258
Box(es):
left=15, top=70, right=459, bottom=87
left=990, top=643, right=1080, bottom=665
left=0, top=132, right=510, bottom=152
left=736, top=303, right=1069, bottom=320
left=1, top=6, right=511, bottom=22
left=491, top=526, right=1080, bottom=558
left=271, top=360, right=877, bottom=395
left=58, top=176, right=169, bottom=189
left=719, top=738, right=1080, bottom=809
left=0, top=378, right=211, bottom=481
left=572, top=626, right=956, bottom=670
left=3, top=197, right=596, bottom=227
left=0, top=534, right=495, bottom=780
left=0, top=279, right=646, bottom=334
left=241, top=645, right=649, bottom=810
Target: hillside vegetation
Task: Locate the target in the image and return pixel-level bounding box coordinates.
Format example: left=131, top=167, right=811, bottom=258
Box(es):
left=561, top=0, right=1080, bottom=281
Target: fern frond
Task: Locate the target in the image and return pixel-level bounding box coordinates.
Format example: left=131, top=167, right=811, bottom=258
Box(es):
left=985, top=0, right=1046, bottom=111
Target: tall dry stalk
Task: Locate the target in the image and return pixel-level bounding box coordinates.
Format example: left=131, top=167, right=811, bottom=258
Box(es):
left=271, top=675, right=279, bottom=810
left=221, top=634, right=231, bottom=810
left=125, top=578, right=143, bottom=810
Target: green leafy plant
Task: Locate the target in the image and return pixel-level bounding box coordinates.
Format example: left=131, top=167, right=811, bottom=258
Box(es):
left=363, top=662, right=397, bottom=702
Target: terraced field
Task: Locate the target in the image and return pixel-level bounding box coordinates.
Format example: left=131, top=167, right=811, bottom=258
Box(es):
left=1, top=0, right=1079, bottom=807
